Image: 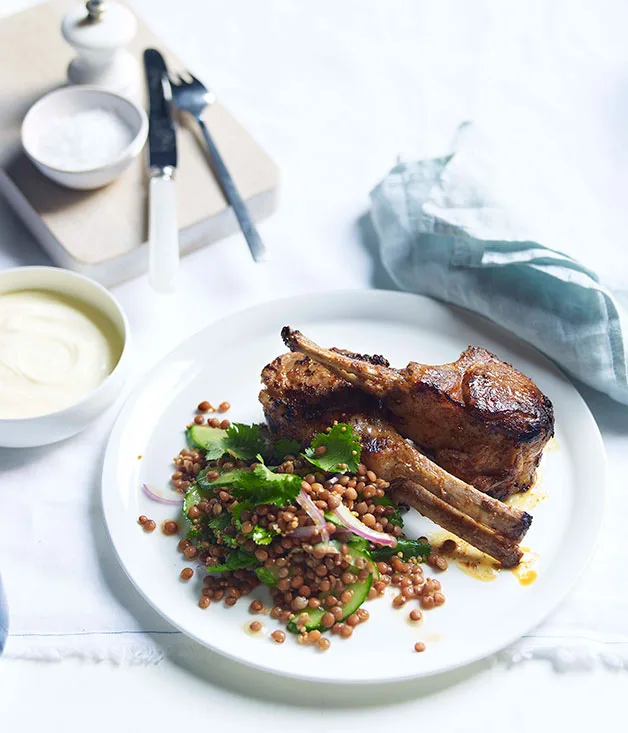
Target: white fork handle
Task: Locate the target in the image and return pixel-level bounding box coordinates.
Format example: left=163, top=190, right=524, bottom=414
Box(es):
left=148, top=173, right=179, bottom=293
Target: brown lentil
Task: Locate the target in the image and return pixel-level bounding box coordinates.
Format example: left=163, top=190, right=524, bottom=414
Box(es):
left=249, top=621, right=262, bottom=633
left=427, top=554, right=448, bottom=571
left=271, top=630, right=286, bottom=644
left=218, top=401, right=231, bottom=412
left=138, top=515, right=148, bottom=525
left=193, top=415, right=205, bottom=425
left=199, top=597, right=211, bottom=609
left=409, top=609, right=422, bottom=622
left=414, top=642, right=426, bottom=653
left=321, top=612, right=335, bottom=628
left=197, top=401, right=212, bottom=412
left=317, top=637, right=331, bottom=651
left=143, top=519, right=156, bottom=533
left=392, top=594, right=407, bottom=608
left=162, top=520, right=179, bottom=536
left=180, top=567, right=194, bottom=581
left=433, top=592, right=446, bottom=606
left=307, top=629, right=322, bottom=644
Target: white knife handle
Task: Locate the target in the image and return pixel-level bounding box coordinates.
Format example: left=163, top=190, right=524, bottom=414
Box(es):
left=148, top=171, right=179, bottom=293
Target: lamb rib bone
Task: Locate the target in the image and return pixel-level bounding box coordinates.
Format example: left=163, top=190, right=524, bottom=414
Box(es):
left=391, top=479, right=522, bottom=568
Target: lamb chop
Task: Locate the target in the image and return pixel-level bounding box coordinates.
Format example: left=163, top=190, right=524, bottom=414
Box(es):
left=282, top=328, right=554, bottom=501
left=260, top=352, right=529, bottom=567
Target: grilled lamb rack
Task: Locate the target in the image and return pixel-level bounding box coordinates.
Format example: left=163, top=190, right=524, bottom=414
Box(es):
left=281, top=327, right=554, bottom=500
left=260, top=352, right=529, bottom=567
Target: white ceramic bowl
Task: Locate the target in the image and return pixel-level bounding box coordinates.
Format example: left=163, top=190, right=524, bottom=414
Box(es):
left=21, top=86, right=148, bottom=190
left=0, top=267, right=130, bottom=447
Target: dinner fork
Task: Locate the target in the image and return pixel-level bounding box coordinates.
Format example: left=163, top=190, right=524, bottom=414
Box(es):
left=170, top=71, right=268, bottom=262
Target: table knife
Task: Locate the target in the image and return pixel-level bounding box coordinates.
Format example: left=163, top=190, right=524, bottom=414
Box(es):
left=144, top=48, right=179, bottom=293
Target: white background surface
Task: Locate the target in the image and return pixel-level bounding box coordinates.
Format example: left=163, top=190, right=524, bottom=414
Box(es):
left=1, top=0, right=628, bottom=730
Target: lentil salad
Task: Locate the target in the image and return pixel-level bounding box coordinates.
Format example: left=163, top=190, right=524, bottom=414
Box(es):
left=148, top=401, right=448, bottom=651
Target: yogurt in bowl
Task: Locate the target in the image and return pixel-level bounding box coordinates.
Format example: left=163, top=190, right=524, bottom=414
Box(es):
left=0, top=267, right=130, bottom=447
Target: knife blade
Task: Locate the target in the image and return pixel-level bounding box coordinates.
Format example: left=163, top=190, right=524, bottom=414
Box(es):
left=144, top=48, right=177, bottom=172
left=143, top=48, right=179, bottom=292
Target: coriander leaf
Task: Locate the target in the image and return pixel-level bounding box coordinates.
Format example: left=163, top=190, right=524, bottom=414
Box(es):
left=205, top=441, right=228, bottom=461
left=183, top=486, right=202, bottom=517
left=206, top=462, right=302, bottom=507
left=251, top=525, right=278, bottom=545
left=186, top=525, right=203, bottom=539
left=303, top=423, right=361, bottom=474
left=223, top=423, right=267, bottom=460
left=206, top=512, right=237, bottom=547
left=255, top=566, right=279, bottom=586
left=371, top=537, right=431, bottom=562
left=231, top=501, right=253, bottom=530
left=204, top=549, right=258, bottom=573
left=372, top=496, right=404, bottom=527
left=274, top=438, right=302, bottom=460
left=207, top=513, right=231, bottom=532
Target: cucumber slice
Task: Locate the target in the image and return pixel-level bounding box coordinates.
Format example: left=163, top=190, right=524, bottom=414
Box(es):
left=287, top=574, right=372, bottom=633
left=187, top=425, right=226, bottom=450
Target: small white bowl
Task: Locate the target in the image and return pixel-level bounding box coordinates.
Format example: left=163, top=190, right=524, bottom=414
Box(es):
left=21, top=86, right=148, bottom=190
left=0, top=267, right=131, bottom=447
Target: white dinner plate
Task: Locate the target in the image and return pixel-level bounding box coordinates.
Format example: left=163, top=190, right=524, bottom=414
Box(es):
left=102, top=290, right=606, bottom=683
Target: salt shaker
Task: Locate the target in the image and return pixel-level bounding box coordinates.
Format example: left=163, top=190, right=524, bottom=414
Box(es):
left=61, top=0, right=140, bottom=99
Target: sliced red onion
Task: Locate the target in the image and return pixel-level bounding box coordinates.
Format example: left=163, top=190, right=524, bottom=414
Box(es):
left=332, top=503, right=397, bottom=547
left=296, top=489, right=330, bottom=543
left=142, top=483, right=183, bottom=506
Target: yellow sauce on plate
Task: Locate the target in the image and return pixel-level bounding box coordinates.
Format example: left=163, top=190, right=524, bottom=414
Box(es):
left=505, top=467, right=548, bottom=511
left=428, top=530, right=500, bottom=582
left=511, top=547, right=539, bottom=586
left=428, top=532, right=540, bottom=586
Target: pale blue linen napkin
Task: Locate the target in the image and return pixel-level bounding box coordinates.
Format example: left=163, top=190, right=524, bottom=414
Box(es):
left=369, top=143, right=628, bottom=405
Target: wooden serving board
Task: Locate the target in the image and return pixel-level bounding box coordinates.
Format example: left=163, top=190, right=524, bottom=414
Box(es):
left=0, top=0, right=278, bottom=285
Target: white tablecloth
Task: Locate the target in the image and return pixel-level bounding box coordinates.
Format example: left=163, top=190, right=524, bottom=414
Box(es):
left=2, top=0, right=628, bottom=728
